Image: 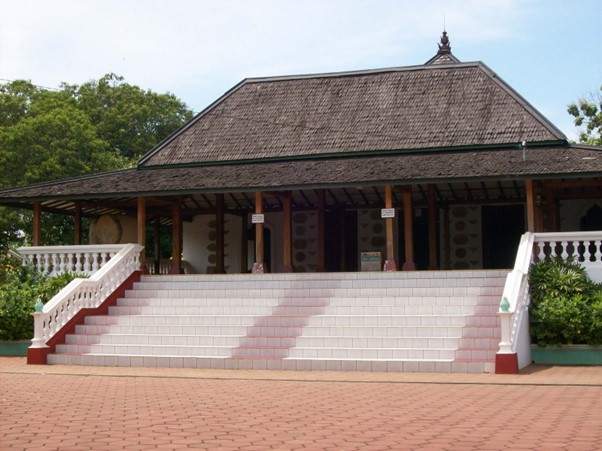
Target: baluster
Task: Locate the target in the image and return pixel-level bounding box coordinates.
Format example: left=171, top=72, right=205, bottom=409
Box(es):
left=101, top=251, right=109, bottom=268
left=595, top=240, right=602, bottom=263
left=43, top=253, right=51, bottom=274
left=536, top=241, right=546, bottom=261
left=90, top=251, right=99, bottom=273
left=582, top=240, right=592, bottom=262
left=547, top=241, right=555, bottom=260
left=560, top=241, right=569, bottom=260
left=82, top=252, right=91, bottom=274
left=75, top=252, right=82, bottom=273
left=572, top=240, right=581, bottom=261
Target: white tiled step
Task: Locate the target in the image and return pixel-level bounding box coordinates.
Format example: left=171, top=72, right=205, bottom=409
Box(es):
left=46, top=354, right=495, bottom=374
left=48, top=270, right=509, bottom=373
left=54, top=342, right=458, bottom=359
left=109, top=304, right=488, bottom=316
left=84, top=314, right=471, bottom=327
left=73, top=324, right=469, bottom=338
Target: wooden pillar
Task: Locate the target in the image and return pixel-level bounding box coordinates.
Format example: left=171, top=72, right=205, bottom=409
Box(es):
left=170, top=197, right=183, bottom=274
left=241, top=211, right=248, bottom=273
left=402, top=188, right=416, bottom=271
left=383, top=185, right=397, bottom=271
left=282, top=191, right=294, bottom=272
left=316, top=189, right=326, bottom=272
left=214, top=193, right=226, bottom=274
left=32, top=201, right=42, bottom=246
left=74, top=203, right=82, bottom=245
left=252, top=191, right=267, bottom=273
left=427, top=184, right=438, bottom=270
left=154, top=217, right=161, bottom=275
left=525, top=179, right=536, bottom=232
left=137, top=197, right=147, bottom=272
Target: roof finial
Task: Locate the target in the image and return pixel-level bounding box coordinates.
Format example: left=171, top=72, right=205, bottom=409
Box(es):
left=437, top=30, right=451, bottom=55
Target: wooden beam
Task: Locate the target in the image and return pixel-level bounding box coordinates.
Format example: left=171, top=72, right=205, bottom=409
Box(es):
left=241, top=212, right=248, bottom=273
left=384, top=185, right=397, bottom=271
left=32, top=201, right=41, bottom=246
left=137, top=197, right=147, bottom=272
left=170, top=197, right=183, bottom=274
left=402, top=188, right=416, bottom=271
left=252, top=191, right=267, bottom=273
left=214, top=193, right=226, bottom=274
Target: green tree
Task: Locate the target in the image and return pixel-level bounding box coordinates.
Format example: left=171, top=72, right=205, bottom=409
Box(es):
left=568, top=85, right=602, bottom=145
left=63, top=73, right=194, bottom=160
left=0, top=75, right=193, bottom=249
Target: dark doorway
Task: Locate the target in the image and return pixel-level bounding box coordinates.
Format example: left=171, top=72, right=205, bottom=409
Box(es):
left=325, top=209, right=358, bottom=272
left=396, top=208, right=436, bottom=270
left=581, top=204, right=602, bottom=231
left=482, top=205, right=525, bottom=269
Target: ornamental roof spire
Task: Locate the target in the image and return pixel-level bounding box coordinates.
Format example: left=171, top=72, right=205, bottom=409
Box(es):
left=437, top=30, right=451, bottom=55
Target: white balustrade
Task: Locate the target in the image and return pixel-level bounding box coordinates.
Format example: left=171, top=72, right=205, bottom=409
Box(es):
left=17, top=245, right=127, bottom=277
left=29, top=243, right=143, bottom=349
left=498, top=231, right=602, bottom=370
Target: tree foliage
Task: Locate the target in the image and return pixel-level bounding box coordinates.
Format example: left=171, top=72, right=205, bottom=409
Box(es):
left=0, top=75, right=194, bottom=248
left=567, top=85, right=602, bottom=145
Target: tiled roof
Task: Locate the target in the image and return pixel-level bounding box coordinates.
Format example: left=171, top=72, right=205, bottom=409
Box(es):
left=139, top=62, right=565, bottom=168
left=1, top=145, right=599, bottom=201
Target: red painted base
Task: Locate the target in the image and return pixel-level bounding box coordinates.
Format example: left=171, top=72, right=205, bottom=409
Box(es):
left=26, top=270, right=142, bottom=365
left=383, top=260, right=397, bottom=272
left=27, top=347, right=50, bottom=365
left=495, top=353, right=519, bottom=374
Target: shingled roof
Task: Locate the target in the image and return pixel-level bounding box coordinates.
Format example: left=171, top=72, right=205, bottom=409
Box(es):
left=1, top=34, right=595, bottom=217
left=1, top=145, right=600, bottom=203
left=138, top=60, right=565, bottom=168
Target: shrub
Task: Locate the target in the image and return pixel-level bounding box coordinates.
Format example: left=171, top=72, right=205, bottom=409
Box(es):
left=0, top=260, right=83, bottom=341
left=529, top=257, right=602, bottom=346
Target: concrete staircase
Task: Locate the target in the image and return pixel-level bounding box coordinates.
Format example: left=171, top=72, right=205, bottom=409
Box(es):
left=48, top=270, right=508, bottom=373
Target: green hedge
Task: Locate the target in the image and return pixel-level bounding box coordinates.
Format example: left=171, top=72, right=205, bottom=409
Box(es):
left=0, top=255, right=83, bottom=341
left=529, top=257, right=602, bottom=346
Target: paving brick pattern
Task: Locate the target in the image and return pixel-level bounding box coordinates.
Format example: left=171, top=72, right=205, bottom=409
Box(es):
left=2, top=358, right=602, bottom=450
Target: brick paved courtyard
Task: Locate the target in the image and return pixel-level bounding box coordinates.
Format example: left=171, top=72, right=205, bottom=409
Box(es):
left=1, top=357, right=602, bottom=450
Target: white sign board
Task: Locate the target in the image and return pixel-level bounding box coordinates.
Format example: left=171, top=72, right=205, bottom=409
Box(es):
left=381, top=208, right=395, bottom=219
left=251, top=214, right=265, bottom=224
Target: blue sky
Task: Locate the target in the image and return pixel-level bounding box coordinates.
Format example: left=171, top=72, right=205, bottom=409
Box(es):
left=1, top=0, right=600, bottom=141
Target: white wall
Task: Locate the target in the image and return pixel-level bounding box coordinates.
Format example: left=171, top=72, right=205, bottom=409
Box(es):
left=444, top=205, right=482, bottom=270
left=183, top=213, right=243, bottom=274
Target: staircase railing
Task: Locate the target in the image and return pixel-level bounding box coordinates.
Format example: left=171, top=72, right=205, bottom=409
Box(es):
left=17, top=244, right=128, bottom=277
left=29, top=243, right=143, bottom=349
left=498, top=231, right=602, bottom=370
